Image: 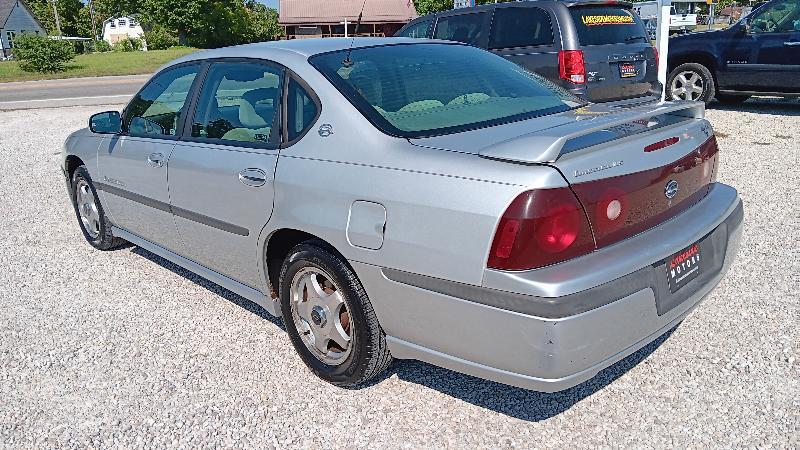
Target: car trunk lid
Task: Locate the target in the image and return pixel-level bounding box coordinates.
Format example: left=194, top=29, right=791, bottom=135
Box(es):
left=411, top=101, right=718, bottom=252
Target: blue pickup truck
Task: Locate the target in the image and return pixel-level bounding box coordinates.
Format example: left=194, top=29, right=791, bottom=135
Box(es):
left=666, top=0, right=800, bottom=103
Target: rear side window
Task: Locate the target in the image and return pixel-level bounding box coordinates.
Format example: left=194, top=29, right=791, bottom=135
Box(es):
left=434, top=12, right=491, bottom=46
left=190, top=62, right=283, bottom=145
left=489, top=7, right=554, bottom=49
left=287, top=78, right=319, bottom=141
left=568, top=6, right=648, bottom=46
left=397, top=19, right=432, bottom=38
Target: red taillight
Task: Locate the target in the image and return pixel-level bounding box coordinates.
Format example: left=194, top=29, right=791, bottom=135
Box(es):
left=652, top=46, right=659, bottom=70
left=559, top=50, right=586, bottom=85
left=488, top=188, right=595, bottom=270
left=571, top=135, right=720, bottom=248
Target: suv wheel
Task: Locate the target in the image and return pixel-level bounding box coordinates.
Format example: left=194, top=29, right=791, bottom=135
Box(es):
left=667, top=63, right=715, bottom=102
left=279, top=241, right=392, bottom=387
left=71, top=166, right=125, bottom=250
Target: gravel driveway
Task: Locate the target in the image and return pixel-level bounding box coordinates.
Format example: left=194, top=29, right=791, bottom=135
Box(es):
left=0, top=99, right=797, bottom=448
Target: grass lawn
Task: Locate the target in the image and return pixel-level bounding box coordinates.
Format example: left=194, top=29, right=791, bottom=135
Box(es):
left=0, top=47, right=198, bottom=83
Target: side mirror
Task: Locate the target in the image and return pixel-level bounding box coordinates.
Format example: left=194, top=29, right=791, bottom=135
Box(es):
left=89, top=111, right=122, bottom=134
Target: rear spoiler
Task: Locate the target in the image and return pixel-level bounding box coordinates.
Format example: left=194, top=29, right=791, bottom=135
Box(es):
left=478, top=102, right=705, bottom=164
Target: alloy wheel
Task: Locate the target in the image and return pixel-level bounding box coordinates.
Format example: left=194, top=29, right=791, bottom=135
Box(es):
left=289, top=267, right=352, bottom=365
left=670, top=70, right=705, bottom=101
left=76, top=179, right=100, bottom=239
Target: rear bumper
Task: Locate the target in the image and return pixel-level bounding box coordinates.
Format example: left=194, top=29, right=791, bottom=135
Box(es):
left=357, top=183, right=742, bottom=392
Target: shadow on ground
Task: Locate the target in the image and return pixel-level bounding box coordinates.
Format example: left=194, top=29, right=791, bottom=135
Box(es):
left=708, top=97, right=800, bottom=116
left=127, top=244, right=676, bottom=422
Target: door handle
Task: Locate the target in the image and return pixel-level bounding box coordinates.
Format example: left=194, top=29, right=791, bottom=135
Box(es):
left=147, top=153, right=165, bottom=168
left=785, top=41, right=800, bottom=46
left=238, top=168, right=268, bottom=187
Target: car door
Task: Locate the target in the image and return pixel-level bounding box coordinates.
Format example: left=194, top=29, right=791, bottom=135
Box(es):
left=724, top=0, right=800, bottom=92
left=752, top=0, right=800, bottom=91
left=167, top=60, right=287, bottom=289
left=487, top=6, right=559, bottom=82
left=97, top=63, right=201, bottom=250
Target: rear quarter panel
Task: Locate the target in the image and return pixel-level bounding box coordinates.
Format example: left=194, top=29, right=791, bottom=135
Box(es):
left=266, top=64, right=567, bottom=286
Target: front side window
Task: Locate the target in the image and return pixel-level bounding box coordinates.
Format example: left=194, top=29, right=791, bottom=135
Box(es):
left=124, top=64, right=199, bottom=137
left=749, top=0, right=800, bottom=33
left=568, top=6, right=648, bottom=46
left=191, top=62, right=283, bottom=145
left=118, top=19, right=127, bottom=26
left=6, top=31, right=16, bottom=48
left=310, top=44, right=583, bottom=138
left=397, top=19, right=432, bottom=38
left=287, top=78, right=319, bottom=141
left=489, top=7, right=554, bottom=49
left=433, top=12, right=491, bottom=46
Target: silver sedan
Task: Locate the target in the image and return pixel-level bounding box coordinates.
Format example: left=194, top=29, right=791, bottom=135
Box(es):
left=62, top=38, right=742, bottom=392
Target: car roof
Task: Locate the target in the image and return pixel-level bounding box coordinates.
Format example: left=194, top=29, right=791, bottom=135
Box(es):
left=175, top=37, right=450, bottom=62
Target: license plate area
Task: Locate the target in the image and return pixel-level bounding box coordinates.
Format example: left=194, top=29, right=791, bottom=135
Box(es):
left=666, top=243, right=702, bottom=293
left=619, top=62, right=639, bottom=78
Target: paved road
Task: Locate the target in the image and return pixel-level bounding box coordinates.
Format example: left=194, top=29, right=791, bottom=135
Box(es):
left=0, top=75, right=147, bottom=110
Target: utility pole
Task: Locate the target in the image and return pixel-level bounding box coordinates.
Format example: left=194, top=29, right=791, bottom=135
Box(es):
left=50, top=0, right=63, bottom=37
left=89, top=0, right=98, bottom=40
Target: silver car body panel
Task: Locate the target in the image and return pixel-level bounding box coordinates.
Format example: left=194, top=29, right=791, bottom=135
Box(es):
left=62, top=38, right=743, bottom=392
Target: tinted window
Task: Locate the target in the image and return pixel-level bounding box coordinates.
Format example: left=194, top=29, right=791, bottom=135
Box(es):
left=434, top=12, right=490, bottom=46
left=750, top=0, right=800, bottom=32
left=191, top=62, right=282, bottom=145
left=287, top=78, right=319, bottom=141
left=310, top=44, right=583, bottom=138
left=397, top=19, right=432, bottom=38
left=569, top=6, right=648, bottom=45
left=490, top=7, right=554, bottom=49
left=124, top=64, right=199, bottom=137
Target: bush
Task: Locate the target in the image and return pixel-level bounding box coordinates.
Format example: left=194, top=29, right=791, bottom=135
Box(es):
left=112, top=37, right=142, bottom=52
left=13, top=33, right=75, bottom=73
left=94, top=40, right=112, bottom=52
left=144, top=26, right=179, bottom=50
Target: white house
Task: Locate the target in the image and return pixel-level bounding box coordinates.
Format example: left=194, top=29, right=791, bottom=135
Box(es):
left=102, top=15, right=145, bottom=45
left=0, top=0, right=47, bottom=59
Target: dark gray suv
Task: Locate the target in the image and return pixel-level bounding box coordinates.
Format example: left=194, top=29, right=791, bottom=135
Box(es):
left=397, top=0, right=661, bottom=103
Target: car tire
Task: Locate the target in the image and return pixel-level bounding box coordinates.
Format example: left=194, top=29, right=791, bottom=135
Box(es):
left=279, top=241, right=392, bottom=387
left=71, top=166, right=125, bottom=250
left=667, top=63, right=716, bottom=103
left=715, top=93, right=750, bottom=104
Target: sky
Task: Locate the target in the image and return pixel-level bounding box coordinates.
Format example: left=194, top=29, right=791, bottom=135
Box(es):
left=257, top=0, right=279, bottom=9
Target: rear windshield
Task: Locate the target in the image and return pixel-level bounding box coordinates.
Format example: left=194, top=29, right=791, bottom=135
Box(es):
left=569, top=6, right=648, bottom=46
left=309, top=43, right=583, bottom=138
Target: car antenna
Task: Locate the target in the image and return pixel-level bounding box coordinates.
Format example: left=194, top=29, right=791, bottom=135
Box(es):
left=342, top=0, right=368, bottom=68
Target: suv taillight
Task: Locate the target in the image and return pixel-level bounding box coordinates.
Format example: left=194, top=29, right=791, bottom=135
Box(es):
left=653, top=46, right=659, bottom=70
left=559, top=50, right=586, bottom=85
left=488, top=188, right=595, bottom=271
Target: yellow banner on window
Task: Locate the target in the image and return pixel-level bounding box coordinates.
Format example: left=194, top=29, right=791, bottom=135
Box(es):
left=582, top=15, right=635, bottom=26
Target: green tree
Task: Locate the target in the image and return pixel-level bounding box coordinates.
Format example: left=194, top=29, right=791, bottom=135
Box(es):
left=243, top=1, right=282, bottom=43
left=26, top=0, right=85, bottom=36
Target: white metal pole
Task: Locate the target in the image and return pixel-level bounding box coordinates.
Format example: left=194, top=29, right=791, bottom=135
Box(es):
left=656, top=0, right=672, bottom=102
